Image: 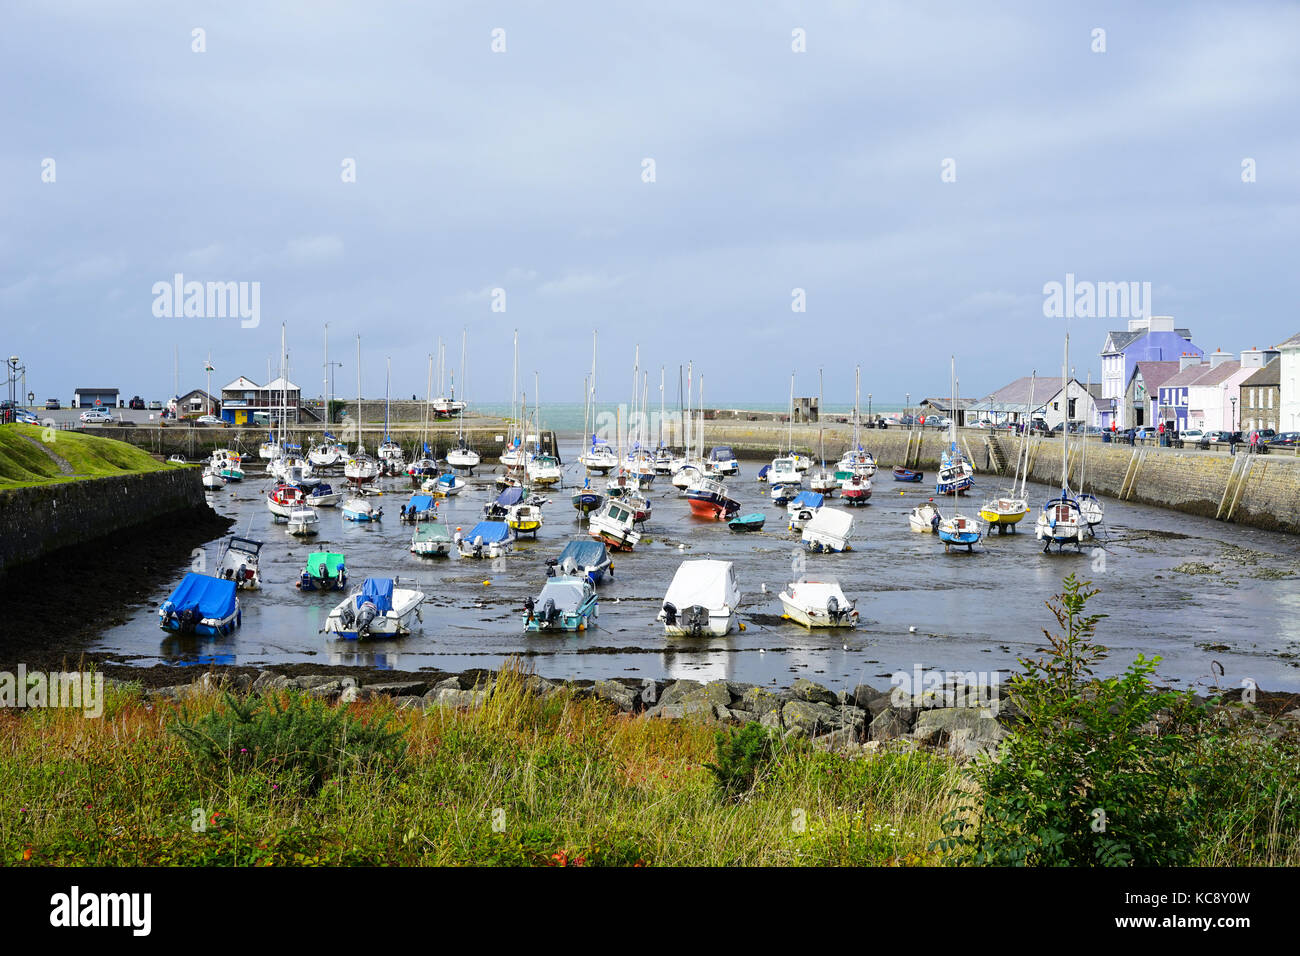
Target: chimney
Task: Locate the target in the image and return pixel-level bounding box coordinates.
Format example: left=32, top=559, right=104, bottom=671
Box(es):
left=1208, top=349, right=1234, bottom=369
left=1179, top=352, right=1202, bottom=371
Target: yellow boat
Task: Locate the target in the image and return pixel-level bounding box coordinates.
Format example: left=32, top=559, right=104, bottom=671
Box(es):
left=979, top=497, right=1029, bottom=532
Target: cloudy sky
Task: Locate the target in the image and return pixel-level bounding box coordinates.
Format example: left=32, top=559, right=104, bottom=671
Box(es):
left=3, top=0, right=1298, bottom=406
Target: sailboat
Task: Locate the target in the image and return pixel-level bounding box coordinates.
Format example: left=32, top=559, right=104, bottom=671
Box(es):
left=837, top=367, right=873, bottom=504
left=1035, top=335, right=1085, bottom=551
left=525, top=373, right=563, bottom=487
left=344, top=336, right=380, bottom=485
left=935, top=360, right=975, bottom=496
left=1076, top=372, right=1104, bottom=534
left=805, top=369, right=838, bottom=496
left=407, top=355, right=440, bottom=477
left=500, top=331, right=525, bottom=467
left=588, top=408, right=644, bottom=551
left=979, top=373, right=1034, bottom=533
left=446, top=329, right=481, bottom=471
left=579, top=334, right=618, bottom=474
left=309, top=325, right=343, bottom=467
left=376, top=358, right=404, bottom=474
left=935, top=357, right=983, bottom=551
left=769, top=373, right=803, bottom=504
left=671, top=363, right=705, bottom=489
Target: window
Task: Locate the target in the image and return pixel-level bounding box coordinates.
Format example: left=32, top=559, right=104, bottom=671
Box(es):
left=1267, top=389, right=1273, bottom=409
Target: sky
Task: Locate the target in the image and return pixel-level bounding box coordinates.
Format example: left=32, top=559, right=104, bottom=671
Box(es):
left=2, top=0, right=1299, bottom=407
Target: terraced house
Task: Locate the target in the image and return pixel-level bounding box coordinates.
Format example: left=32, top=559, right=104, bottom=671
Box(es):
left=1099, top=315, right=1200, bottom=429
left=1281, top=331, right=1300, bottom=433
left=1238, top=349, right=1281, bottom=433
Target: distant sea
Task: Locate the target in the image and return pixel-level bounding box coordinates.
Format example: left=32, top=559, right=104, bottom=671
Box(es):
left=471, top=402, right=906, bottom=438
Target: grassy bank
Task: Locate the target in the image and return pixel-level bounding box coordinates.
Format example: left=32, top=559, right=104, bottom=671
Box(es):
left=0, top=424, right=170, bottom=489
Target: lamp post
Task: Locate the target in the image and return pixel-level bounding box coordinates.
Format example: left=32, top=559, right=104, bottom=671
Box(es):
left=867, top=392, right=872, bottom=424
left=1230, top=396, right=1237, bottom=433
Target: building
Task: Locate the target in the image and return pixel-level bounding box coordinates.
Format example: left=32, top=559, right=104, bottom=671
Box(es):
left=1158, top=351, right=1254, bottom=432
left=916, top=397, right=975, bottom=425
left=176, top=389, right=219, bottom=416
left=1279, top=331, right=1300, bottom=433
left=1099, top=316, right=1200, bottom=429
left=967, top=377, right=1051, bottom=425
left=72, top=387, right=120, bottom=409
left=218, top=375, right=301, bottom=425
left=1121, top=361, right=1180, bottom=428
left=1240, top=357, right=1280, bottom=433
left=1038, top=379, right=1103, bottom=430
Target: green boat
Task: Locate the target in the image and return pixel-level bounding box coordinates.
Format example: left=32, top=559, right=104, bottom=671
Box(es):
left=299, top=551, right=347, bottom=591
left=410, top=522, right=452, bottom=557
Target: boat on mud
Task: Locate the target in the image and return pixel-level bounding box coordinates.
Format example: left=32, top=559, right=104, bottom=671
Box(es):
left=658, top=559, right=741, bottom=637
left=324, top=577, right=424, bottom=640
left=158, top=573, right=241, bottom=637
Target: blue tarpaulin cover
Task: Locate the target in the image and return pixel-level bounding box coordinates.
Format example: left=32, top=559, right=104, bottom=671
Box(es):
left=466, top=521, right=511, bottom=544
left=163, top=573, right=238, bottom=620
left=355, top=577, right=394, bottom=613
left=406, top=494, right=435, bottom=514
left=557, top=540, right=608, bottom=567
left=709, top=446, right=735, bottom=460
left=791, top=491, right=825, bottom=509
left=495, top=487, right=525, bottom=507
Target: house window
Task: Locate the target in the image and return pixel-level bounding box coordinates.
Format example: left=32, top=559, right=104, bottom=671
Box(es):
left=1267, top=389, right=1273, bottom=409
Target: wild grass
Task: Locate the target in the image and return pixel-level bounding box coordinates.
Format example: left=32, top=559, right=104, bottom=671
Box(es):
left=0, top=424, right=165, bottom=488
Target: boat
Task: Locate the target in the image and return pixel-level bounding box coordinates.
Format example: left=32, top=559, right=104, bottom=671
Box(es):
left=728, top=512, right=766, bottom=533
left=1034, top=336, right=1086, bottom=552
left=266, top=483, right=305, bottom=519
left=770, top=479, right=801, bottom=505
left=778, top=579, right=858, bottom=628
left=407, top=447, right=440, bottom=478
left=685, top=475, right=740, bottom=519
left=786, top=491, right=824, bottom=531
left=286, top=505, right=320, bottom=537
left=1075, top=372, right=1105, bottom=535
left=769, top=456, right=802, bottom=487
left=654, top=447, right=676, bottom=474
left=423, top=472, right=465, bottom=497
left=588, top=496, right=642, bottom=552
left=658, top=560, right=741, bottom=637
left=802, top=507, right=854, bottom=553
left=755, top=464, right=770, bottom=483
left=307, top=482, right=342, bottom=507
left=569, top=478, right=604, bottom=518
left=580, top=438, right=618, bottom=474
left=506, top=495, right=545, bottom=537
left=324, top=578, right=424, bottom=639
left=342, top=493, right=383, bottom=522
left=671, top=462, right=703, bottom=491
left=456, top=520, right=513, bottom=559
left=909, top=500, right=941, bottom=533
left=399, top=493, right=438, bottom=523
left=839, top=473, right=872, bottom=505
left=308, top=435, right=343, bottom=468
left=446, top=440, right=480, bottom=472
left=892, top=466, right=924, bottom=482
left=549, top=539, right=613, bottom=584
left=410, top=521, right=453, bottom=557
left=836, top=367, right=877, bottom=479
left=299, top=550, right=348, bottom=591
left=158, top=573, right=241, bottom=636
left=167, top=455, right=187, bottom=465
left=211, top=449, right=244, bottom=481
left=216, top=536, right=263, bottom=589
left=445, top=330, right=481, bottom=471
left=669, top=362, right=707, bottom=483
left=936, top=450, right=975, bottom=495
left=526, top=453, right=563, bottom=487
left=706, top=446, right=740, bottom=476
left=271, top=452, right=317, bottom=489
left=937, top=511, right=982, bottom=552
left=375, top=358, right=405, bottom=474
left=201, top=467, right=226, bottom=490
left=344, top=335, right=380, bottom=485
left=258, top=435, right=282, bottom=461
left=979, top=374, right=1034, bottom=533
left=523, top=576, right=599, bottom=632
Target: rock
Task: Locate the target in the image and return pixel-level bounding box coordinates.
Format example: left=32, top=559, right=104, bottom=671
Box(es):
left=646, top=703, right=686, bottom=720
left=654, top=680, right=731, bottom=719
left=297, top=674, right=340, bottom=690
left=713, top=704, right=741, bottom=723
left=812, top=728, right=861, bottom=752
left=364, top=680, right=429, bottom=698
left=339, top=685, right=360, bottom=704
left=790, top=678, right=837, bottom=705
left=782, top=699, right=840, bottom=736
left=594, top=679, right=640, bottom=713
left=657, top=680, right=703, bottom=708
left=432, top=676, right=463, bottom=692
left=427, top=687, right=488, bottom=710
left=251, top=671, right=300, bottom=693
left=912, top=708, right=1005, bottom=757
left=740, top=686, right=783, bottom=720
left=759, top=709, right=783, bottom=731
left=869, top=707, right=915, bottom=741
left=393, top=695, right=425, bottom=710
left=853, top=683, right=891, bottom=712
left=306, top=680, right=343, bottom=698
left=725, top=680, right=758, bottom=699
left=523, top=675, right=558, bottom=696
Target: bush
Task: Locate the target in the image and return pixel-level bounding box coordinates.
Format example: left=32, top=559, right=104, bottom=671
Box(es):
left=170, top=692, right=406, bottom=794
left=706, top=722, right=777, bottom=799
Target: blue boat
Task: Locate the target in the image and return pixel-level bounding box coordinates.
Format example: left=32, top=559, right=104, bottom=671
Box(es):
left=728, top=512, right=766, bottom=532
left=551, top=539, right=612, bottom=584
left=324, top=577, right=425, bottom=639
left=936, top=448, right=974, bottom=495
left=484, top=486, right=525, bottom=520
left=400, top=493, right=437, bottom=523
left=457, top=520, right=512, bottom=558
left=787, top=491, right=825, bottom=530
left=892, top=466, right=924, bottom=482
left=524, top=576, right=599, bottom=632
left=937, top=513, right=983, bottom=552
left=158, top=573, right=241, bottom=636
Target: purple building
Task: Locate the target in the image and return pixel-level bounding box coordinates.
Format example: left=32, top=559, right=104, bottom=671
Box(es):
left=1099, top=316, right=1201, bottom=428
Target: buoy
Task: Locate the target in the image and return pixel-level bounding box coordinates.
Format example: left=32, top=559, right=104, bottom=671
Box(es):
left=761, top=583, right=767, bottom=593
left=759, top=648, right=766, bottom=654
left=678, top=543, right=685, bottom=550
left=909, top=625, right=917, bottom=632
left=483, top=580, right=491, bottom=586
left=738, top=622, right=746, bottom=631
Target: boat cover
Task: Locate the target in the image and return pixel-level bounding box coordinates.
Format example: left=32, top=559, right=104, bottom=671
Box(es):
left=164, top=573, right=237, bottom=620
left=790, top=491, right=825, bottom=509
left=557, top=540, right=608, bottom=568
left=311, top=483, right=335, bottom=496
left=709, top=446, right=735, bottom=460
left=805, top=508, right=854, bottom=540
left=406, top=494, right=435, bottom=514
left=355, top=577, right=394, bottom=613
left=757, top=465, right=770, bottom=479
left=662, top=560, right=739, bottom=611
left=465, top=521, right=511, bottom=544
left=495, top=487, right=525, bottom=507
left=414, top=523, right=451, bottom=541
left=306, top=552, right=345, bottom=577
left=536, top=578, right=589, bottom=613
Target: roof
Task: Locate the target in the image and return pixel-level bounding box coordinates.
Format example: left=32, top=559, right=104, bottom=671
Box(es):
left=73, top=386, right=119, bottom=393
left=1278, top=330, right=1300, bottom=350
left=918, top=397, right=976, bottom=410
left=262, top=376, right=300, bottom=392
left=221, top=376, right=260, bottom=391
left=1242, top=356, right=1280, bottom=387
left=1188, top=361, right=1243, bottom=388
left=1103, top=330, right=1144, bottom=354
left=1129, top=361, right=1181, bottom=393
left=1160, top=363, right=1212, bottom=389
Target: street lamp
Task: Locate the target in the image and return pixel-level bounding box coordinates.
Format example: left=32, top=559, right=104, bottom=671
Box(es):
left=1230, top=396, right=1237, bottom=432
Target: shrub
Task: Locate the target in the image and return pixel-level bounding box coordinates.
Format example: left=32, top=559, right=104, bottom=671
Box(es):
left=170, top=692, right=406, bottom=794
left=706, top=722, right=777, bottom=799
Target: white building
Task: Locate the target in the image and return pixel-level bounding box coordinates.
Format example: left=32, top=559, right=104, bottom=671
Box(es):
left=1039, top=379, right=1104, bottom=430
left=1183, top=352, right=1254, bottom=432
left=1280, top=331, right=1300, bottom=432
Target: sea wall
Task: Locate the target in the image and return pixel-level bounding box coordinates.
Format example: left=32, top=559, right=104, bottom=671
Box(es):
left=0, top=468, right=211, bottom=576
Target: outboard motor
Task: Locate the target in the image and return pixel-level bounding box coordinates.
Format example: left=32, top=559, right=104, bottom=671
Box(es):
left=355, top=600, right=379, bottom=637
left=560, top=557, right=578, bottom=577
left=336, top=566, right=347, bottom=589
left=662, top=602, right=678, bottom=626
left=684, top=605, right=710, bottom=636
left=178, top=607, right=197, bottom=635
left=541, top=598, right=559, bottom=626
left=826, top=595, right=841, bottom=624
left=473, top=535, right=484, bottom=559
left=545, top=558, right=558, bottom=578
left=237, top=564, right=248, bottom=584
left=317, top=562, right=329, bottom=585
left=931, top=512, right=941, bottom=531
left=339, top=603, right=356, bottom=629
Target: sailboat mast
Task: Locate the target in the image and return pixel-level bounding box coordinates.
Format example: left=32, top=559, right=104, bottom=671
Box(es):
left=659, top=366, right=665, bottom=450
left=818, top=367, right=825, bottom=466
left=355, top=335, right=361, bottom=451
left=1061, top=333, right=1070, bottom=492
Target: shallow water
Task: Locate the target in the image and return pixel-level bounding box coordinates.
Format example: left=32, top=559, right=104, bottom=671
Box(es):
left=93, top=442, right=1300, bottom=696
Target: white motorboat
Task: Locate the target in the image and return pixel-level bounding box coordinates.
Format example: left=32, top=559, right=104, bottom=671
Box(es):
left=201, top=467, right=226, bottom=490
left=216, top=536, right=263, bottom=589
left=769, top=456, right=802, bottom=485
left=308, top=482, right=342, bottom=507
left=909, top=501, right=941, bottom=533
left=423, top=473, right=465, bottom=497
left=778, top=579, right=858, bottom=629
left=802, top=507, right=854, bottom=553
left=455, top=521, right=513, bottom=559
left=286, top=505, right=320, bottom=537
left=786, top=491, right=825, bottom=531
left=411, top=521, right=453, bottom=557
left=324, top=578, right=424, bottom=639
left=446, top=444, right=481, bottom=471
left=588, top=497, right=642, bottom=552
left=527, top=453, right=563, bottom=487
left=658, top=560, right=741, bottom=637
left=671, top=462, right=703, bottom=491
left=210, top=449, right=244, bottom=481
left=581, top=441, right=619, bottom=474
left=342, top=493, right=383, bottom=522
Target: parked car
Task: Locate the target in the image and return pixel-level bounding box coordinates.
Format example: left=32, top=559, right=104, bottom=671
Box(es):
left=45, top=398, right=61, bottom=410
left=148, top=400, right=163, bottom=410
left=195, top=415, right=229, bottom=428
left=1134, top=426, right=1157, bottom=440
left=1252, top=429, right=1277, bottom=442
left=1180, top=429, right=1204, bottom=441
left=1267, top=432, right=1299, bottom=447
left=79, top=409, right=113, bottom=424
left=128, top=396, right=145, bottom=410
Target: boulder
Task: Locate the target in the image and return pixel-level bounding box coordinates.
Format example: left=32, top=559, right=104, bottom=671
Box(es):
left=657, top=680, right=703, bottom=708
left=869, top=707, right=915, bottom=741
left=782, top=699, right=840, bottom=736
left=523, top=675, right=558, bottom=697
left=739, top=686, right=783, bottom=720
left=427, top=687, right=488, bottom=710
left=306, top=680, right=343, bottom=698
left=646, top=703, right=686, bottom=720
left=912, top=707, right=1005, bottom=757
left=812, top=728, right=861, bottom=752
left=364, top=680, right=429, bottom=698
left=594, top=679, right=640, bottom=713
left=339, top=685, right=361, bottom=704
left=758, top=709, right=783, bottom=731
left=853, top=683, right=891, bottom=713
left=791, top=678, right=837, bottom=705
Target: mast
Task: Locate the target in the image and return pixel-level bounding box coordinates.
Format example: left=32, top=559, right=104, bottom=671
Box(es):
left=355, top=334, right=362, bottom=452
left=818, top=367, right=825, bottom=468
left=1016, top=373, right=1036, bottom=498
left=658, top=366, right=665, bottom=451
left=685, top=361, right=692, bottom=460
left=787, top=371, right=795, bottom=456
left=854, top=366, right=861, bottom=453
left=384, top=357, right=392, bottom=447
left=423, top=353, right=432, bottom=455
left=323, top=322, right=329, bottom=411
left=457, top=328, right=468, bottom=444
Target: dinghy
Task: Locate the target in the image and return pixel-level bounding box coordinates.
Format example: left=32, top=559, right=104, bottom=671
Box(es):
left=159, top=573, right=241, bottom=636
left=298, top=550, right=348, bottom=591
left=658, top=560, right=741, bottom=637
left=937, top=512, right=982, bottom=552
left=342, top=493, right=383, bottom=522
left=308, top=482, right=342, bottom=507
left=216, top=536, right=263, bottom=590
left=324, top=577, right=424, bottom=639
left=456, top=520, right=512, bottom=559
left=802, top=507, right=854, bottom=553
left=728, top=512, right=766, bottom=533
left=523, top=576, right=598, bottom=632
left=549, top=539, right=612, bottom=584
left=410, top=521, right=453, bottom=557
left=778, top=579, right=858, bottom=629
left=892, top=466, right=923, bottom=482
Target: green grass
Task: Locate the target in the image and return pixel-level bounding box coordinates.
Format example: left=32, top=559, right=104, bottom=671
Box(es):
left=0, top=424, right=168, bottom=489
